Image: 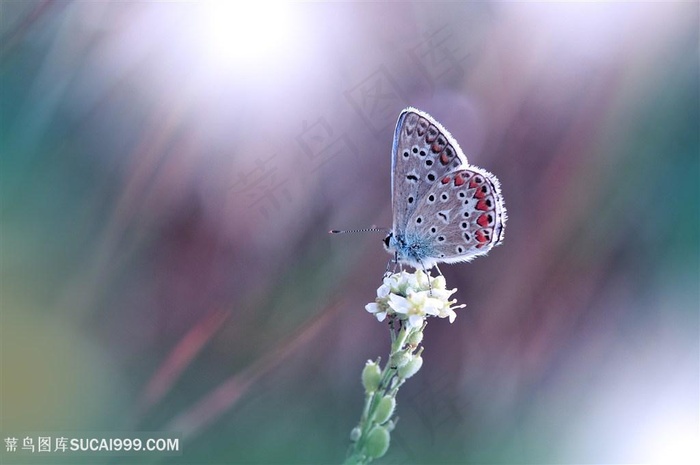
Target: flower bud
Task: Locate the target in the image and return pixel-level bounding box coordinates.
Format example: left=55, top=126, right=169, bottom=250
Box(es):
left=364, top=426, right=390, bottom=459
left=407, top=329, right=424, bottom=346
left=391, top=350, right=411, bottom=368
left=362, top=361, right=381, bottom=392
left=374, top=395, right=396, bottom=424
left=350, top=427, right=361, bottom=442
left=398, top=355, right=423, bottom=379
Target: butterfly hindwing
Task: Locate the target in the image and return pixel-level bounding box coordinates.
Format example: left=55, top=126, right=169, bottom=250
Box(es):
left=405, top=167, right=506, bottom=265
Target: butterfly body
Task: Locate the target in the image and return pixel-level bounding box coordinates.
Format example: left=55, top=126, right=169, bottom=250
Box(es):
left=384, top=108, right=506, bottom=269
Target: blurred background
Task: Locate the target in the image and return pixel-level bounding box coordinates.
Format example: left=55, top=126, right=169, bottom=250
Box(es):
left=1, top=1, right=698, bottom=464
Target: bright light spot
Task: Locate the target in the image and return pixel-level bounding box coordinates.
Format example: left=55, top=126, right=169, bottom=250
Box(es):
left=642, top=416, right=700, bottom=464
left=196, top=0, right=298, bottom=72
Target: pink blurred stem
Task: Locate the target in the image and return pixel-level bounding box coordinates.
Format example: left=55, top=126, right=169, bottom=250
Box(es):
left=138, top=309, right=230, bottom=415
left=164, top=306, right=336, bottom=440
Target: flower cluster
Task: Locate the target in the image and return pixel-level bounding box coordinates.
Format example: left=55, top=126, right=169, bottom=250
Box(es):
left=365, top=270, right=465, bottom=328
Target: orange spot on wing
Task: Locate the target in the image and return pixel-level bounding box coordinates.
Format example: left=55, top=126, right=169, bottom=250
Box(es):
left=474, top=188, right=485, bottom=199
left=475, top=229, right=492, bottom=244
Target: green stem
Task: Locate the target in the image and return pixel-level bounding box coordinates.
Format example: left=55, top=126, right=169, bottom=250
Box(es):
left=343, top=323, right=418, bottom=465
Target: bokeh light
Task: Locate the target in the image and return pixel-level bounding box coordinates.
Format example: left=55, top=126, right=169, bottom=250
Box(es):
left=194, top=1, right=299, bottom=71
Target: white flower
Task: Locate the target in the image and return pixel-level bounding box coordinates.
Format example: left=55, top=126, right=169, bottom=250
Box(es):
left=365, top=302, right=388, bottom=322
left=365, top=271, right=465, bottom=325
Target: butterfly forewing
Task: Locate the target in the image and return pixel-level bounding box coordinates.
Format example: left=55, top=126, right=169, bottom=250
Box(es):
left=391, top=109, right=467, bottom=234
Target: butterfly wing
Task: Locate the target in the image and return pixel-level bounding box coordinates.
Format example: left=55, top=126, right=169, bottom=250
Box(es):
left=391, top=108, right=467, bottom=234
left=390, top=108, right=506, bottom=268
left=407, top=167, right=506, bottom=267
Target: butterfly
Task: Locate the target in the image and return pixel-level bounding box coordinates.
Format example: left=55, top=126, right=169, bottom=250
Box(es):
left=383, top=107, right=506, bottom=270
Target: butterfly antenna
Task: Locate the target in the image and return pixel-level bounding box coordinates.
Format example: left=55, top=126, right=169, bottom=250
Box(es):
left=329, top=227, right=388, bottom=234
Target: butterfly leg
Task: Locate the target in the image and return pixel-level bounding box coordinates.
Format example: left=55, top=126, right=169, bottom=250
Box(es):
left=417, top=259, right=434, bottom=295
left=384, top=255, right=399, bottom=277
left=434, top=264, right=444, bottom=277
left=384, top=251, right=403, bottom=277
